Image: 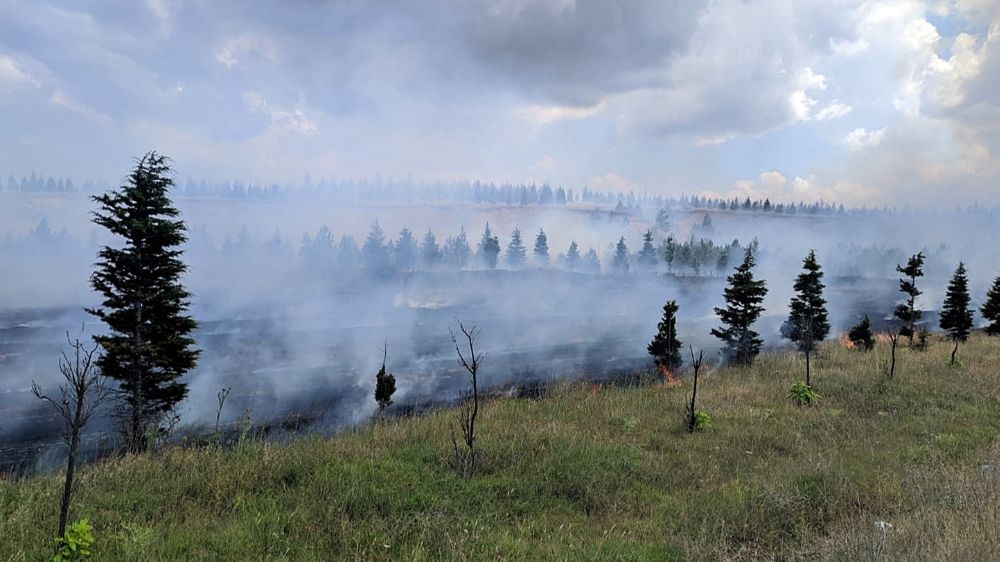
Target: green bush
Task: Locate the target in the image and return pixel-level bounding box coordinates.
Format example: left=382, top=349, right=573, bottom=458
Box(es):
left=693, top=410, right=712, bottom=430
left=788, top=381, right=820, bottom=406
left=53, top=519, right=94, bottom=562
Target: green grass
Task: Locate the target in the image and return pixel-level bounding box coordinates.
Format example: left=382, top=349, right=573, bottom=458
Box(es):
left=3, top=335, right=1000, bottom=560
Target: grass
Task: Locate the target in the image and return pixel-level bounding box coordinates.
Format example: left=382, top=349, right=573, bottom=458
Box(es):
left=2, top=334, right=1000, bottom=560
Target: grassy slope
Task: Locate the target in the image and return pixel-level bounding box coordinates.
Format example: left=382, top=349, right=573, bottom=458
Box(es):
left=2, top=335, right=999, bottom=561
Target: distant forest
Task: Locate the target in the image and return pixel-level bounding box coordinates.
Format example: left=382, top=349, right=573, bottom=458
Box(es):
left=8, top=172, right=999, bottom=219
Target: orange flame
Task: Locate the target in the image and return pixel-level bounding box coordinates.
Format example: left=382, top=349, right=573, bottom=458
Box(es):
left=839, top=334, right=855, bottom=349
left=658, top=364, right=680, bottom=387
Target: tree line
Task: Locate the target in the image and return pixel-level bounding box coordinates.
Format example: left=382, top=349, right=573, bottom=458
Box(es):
left=649, top=248, right=1000, bottom=381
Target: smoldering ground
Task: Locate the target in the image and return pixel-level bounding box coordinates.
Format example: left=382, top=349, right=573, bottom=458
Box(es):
left=2, top=188, right=997, bottom=473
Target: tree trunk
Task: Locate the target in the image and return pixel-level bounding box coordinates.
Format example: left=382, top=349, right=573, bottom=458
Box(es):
left=687, top=365, right=699, bottom=433
left=890, top=340, right=897, bottom=378
left=59, top=416, right=82, bottom=538
left=805, top=351, right=811, bottom=387
left=951, top=340, right=959, bottom=365
left=132, top=297, right=144, bottom=453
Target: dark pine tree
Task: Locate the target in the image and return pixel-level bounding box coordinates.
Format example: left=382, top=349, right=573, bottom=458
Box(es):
left=506, top=227, right=526, bottom=269
left=362, top=221, right=391, bottom=272
left=565, top=241, right=581, bottom=270
left=637, top=229, right=657, bottom=269
left=478, top=223, right=500, bottom=269
left=894, top=252, right=925, bottom=346
left=848, top=315, right=876, bottom=351
left=780, top=250, right=830, bottom=386
left=939, top=262, right=973, bottom=365
left=711, top=248, right=768, bottom=366
left=612, top=236, right=629, bottom=272
left=420, top=229, right=440, bottom=268
left=88, top=153, right=200, bottom=452
left=647, top=300, right=683, bottom=380
left=393, top=228, right=417, bottom=271
left=374, top=343, right=396, bottom=418
left=981, top=274, right=1000, bottom=336
left=533, top=228, right=550, bottom=265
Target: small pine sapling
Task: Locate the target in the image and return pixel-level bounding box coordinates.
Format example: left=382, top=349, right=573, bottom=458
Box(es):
left=647, top=300, right=683, bottom=382
left=939, top=262, right=974, bottom=365
left=374, top=342, right=397, bottom=418
left=981, top=274, right=1000, bottom=335
left=894, top=252, right=925, bottom=347
left=848, top=316, right=876, bottom=351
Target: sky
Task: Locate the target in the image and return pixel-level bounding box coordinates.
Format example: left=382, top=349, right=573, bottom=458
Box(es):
left=0, top=0, right=998, bottom=206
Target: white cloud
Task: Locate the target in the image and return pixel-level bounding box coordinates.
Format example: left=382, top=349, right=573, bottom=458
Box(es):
left=515, top=101, right=606, bottom=125
left=244, top=92, right=318, bottom=135
left=815, top=101, right=853, bottom=121
left=830, top=37, right=870, bottom=57
left=216, top=34, right=277, bottom=68
left=586, top=173, right=633, bottom=192
left=0, top=54, right=40, bottom=88
left=924, top=32, right=988, bottom=108
left=702, top=171, right=882, bottom=205
left=146, top=0, right=171, bottom=36
left=49, top=89, right=115, bottom=126
left=843, top=127, right=887, bottom=151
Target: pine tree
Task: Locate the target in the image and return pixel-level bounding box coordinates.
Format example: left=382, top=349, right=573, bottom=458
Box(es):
left=981, top=274, right=1000, bottom=336
left=478, top=223, right=500, bottom=269
left=939, top=262, right=973, bottom=365
left=637, top=230, right=657, bottom=269
left=565, top=241, right=581, bottom=271
left=446, top=227, right=472, bottom=268
left=506, top=227, right=526, bottom=269
left=894, top=252, right=925, bottom=345
left=612, top=237, right=629, bottom=272
left=362, top=221, right=390, bottom=272
left=655, top=208, right=671, bottom=232
left=420, top=229, right=440, bottom=268
left=780, top=250, right=830, bottom=385
left=711, top=248, right=768, bottom=366
left=716, top=247, right=730, bottom=275
left=87, top=153, right=200, bottom=451
left=533, top=228, right=549, bottom=265
left=662, top=235, right=678, bottom=273
left=336, top=235, right=360, bottom=269
left=374, top=344, right=396, bottom=418
left=647, top=300, right=683, bottom=377
left=394, top=228, right=417, bottom=271
left=848, top=316, right=876, bottom=351
left=584, top=248, right=601, bottom=273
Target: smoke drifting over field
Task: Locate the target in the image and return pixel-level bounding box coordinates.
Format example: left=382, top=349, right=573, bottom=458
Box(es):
left=2, top=184, right=999, bottom=471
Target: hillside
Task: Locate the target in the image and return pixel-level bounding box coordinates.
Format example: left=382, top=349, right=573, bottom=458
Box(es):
left=3, top=335, right=999, bottom=561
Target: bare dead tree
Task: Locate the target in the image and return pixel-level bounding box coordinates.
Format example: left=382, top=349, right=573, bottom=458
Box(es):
left=886, top=330, right=901, bottom=379
left=214, top=387, right=232, bottom=439
left=449, top=320, right=485, bottom=478
left=31, top=333, right=111, bottom=539
left=686, top=346, right=705, bottom=433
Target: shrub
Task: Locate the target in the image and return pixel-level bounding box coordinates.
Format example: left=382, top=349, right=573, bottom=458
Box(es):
left=693, top=410, right=712, bottom=431
left=789, top=381, right=820, bottom=406
left=53, top=519, right=94, bottom=562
